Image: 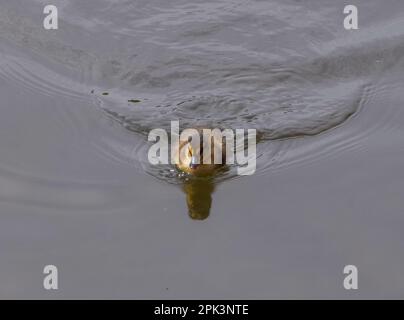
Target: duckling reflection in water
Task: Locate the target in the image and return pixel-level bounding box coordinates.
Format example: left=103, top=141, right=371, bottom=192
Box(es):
left=182, top=177, right=215, bottom=220
left=174, top=129, right=228, bottom=220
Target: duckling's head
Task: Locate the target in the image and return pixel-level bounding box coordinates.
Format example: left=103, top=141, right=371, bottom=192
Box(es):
left=177, top=130, right=225, bottom=176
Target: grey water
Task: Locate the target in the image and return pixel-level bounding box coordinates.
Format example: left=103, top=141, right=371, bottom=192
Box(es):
left=0, top=0, right=404, bottom=298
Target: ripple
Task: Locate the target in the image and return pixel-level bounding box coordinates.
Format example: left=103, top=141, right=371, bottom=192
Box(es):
left=0, top=52, right=89, bottom=101
left=1, top=2, right=404, bottom=188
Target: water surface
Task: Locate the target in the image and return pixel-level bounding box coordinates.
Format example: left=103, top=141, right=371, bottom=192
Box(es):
left=1, top=0, right=404, bottom=298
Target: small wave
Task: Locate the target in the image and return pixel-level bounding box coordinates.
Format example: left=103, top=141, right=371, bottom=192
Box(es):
left=2, top=2, right=404, bottom=186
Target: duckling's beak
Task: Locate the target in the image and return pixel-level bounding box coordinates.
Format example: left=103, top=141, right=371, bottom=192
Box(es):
left=189, top=155, right=199, bottom=169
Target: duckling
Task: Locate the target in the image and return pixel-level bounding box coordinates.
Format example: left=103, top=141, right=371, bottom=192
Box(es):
left=175, top=129, right=227, bottom=177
